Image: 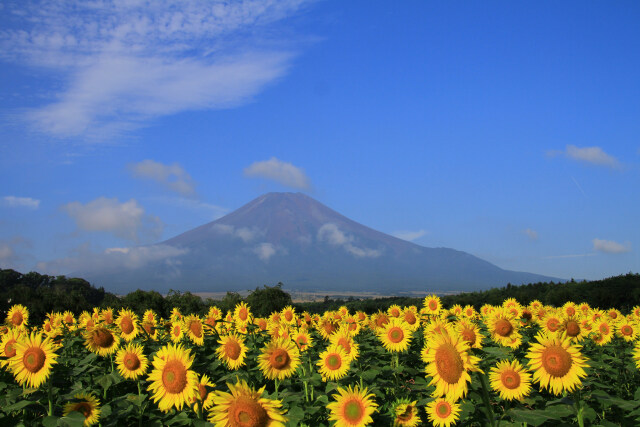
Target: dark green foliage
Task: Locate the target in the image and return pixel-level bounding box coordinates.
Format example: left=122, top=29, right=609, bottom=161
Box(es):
left=245, top=283, right=292, bottom=317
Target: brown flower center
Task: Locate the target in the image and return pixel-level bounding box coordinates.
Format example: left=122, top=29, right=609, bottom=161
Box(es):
left=71, top=402, right=93, bottom=418
left=11, top=311, right=24, bottom=326
left=123, top=353, right=140, bottom=371
left=435, top=343, right=464, bottom=384
left=23, top=347, right=46, bottom=373
left=461, top=328, right=476, bottom=345
left=238, top=308, right=248, bottom=322
left=541, top=345, right=573, bottom=378
left=565, top=321, right=580, bottom=337
left=546, top=318, right=560, bottom=332
left=599, top=323, right=610, bottom=334
left=4, top=339, right=17, bottom=358
left=162, top=360, right=188, bottom=394
left=120, top=316, right=134, bottom=334
left=404, top=312, right=417, bottom=325
left=198, top=383, right=208, bottom=401
left=230, top=396, right=268, bottom=427
left=269, top=349, right=290, bottom=370
left=326, top=353, right=342, bottom=370
left=376, top=314, right=389, bottom=328
left=500, top=370, right=521, bottom=389
left=93, top=329, right=114, bottom=348
left=189, top=321, right=202, bottom=338
left=621, top=325, right=633, bottom=336
left=436, top=401, right=452, bottom=418
left=323, top=321, right=337, bottom=336
left=428, top=300, right=438, bottom=311
left=225, top=340, right=242, bottom=360
left=396, top=406, right=413, bottom=421
left=494, top=319, right=513, bottom=337
left=343, top=399, right=365, bottom=423
left=337, top=337, right=351, bottom=354
left=390, top=308, right=400, bottom=317
left=284, top=311, right=293, bottom=322
left=388, top=327, right=404, bottom=344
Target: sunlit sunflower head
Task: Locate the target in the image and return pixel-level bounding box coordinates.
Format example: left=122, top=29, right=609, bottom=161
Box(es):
left=423, top=294, right=442, bottom=316
left=426, top=398, right=461, bottom=427
left=616, top=317, right=639, bottom=342
left=631, top=305, right=640, bottom=320
left=378, top=318, right=412, bottom=353
left=480, top=304, right=496, bottom=318
left=449, top=304, right=463, bottom=318
left=41, top=318, right=62, bottom=338
left=0, top=328, right=23, bottom=369
left=257, top=338, right=300, bottom=381
left=317, top=318, right=339, bottom=340
left=489, top=359, right=532, bottom=401
left=191, top=373, right=215, bottom=414
left=115, top=343, right=148, bottom=380
left=539, top=311, right=563, bottom=335
left=84, top=326, right=120, bottom=357
left=141, top=321, right=158, bottom=341
left=607, top=308, right=621, bottom=321
left=390, top=398, right=421, bottom=427
left=327, top=384, right=377, bottom=427
left=528, top=300, right=543, bottom=312
left=488, top=309, right=521, bottom=347
left=169, top=321, right=185, bottom=343
left=632, top=340, right=640, bottom=370
left=317, top=343, right=351, bottom=382
left=577, top=302, right=591, bottom=316
left=280, top=306, right=296, bottom=324
left=100, top=308, right=114, bottom=325
left=356, top=311, right=368, bottom=323
left=455, top=319, right=484, bottom=349
left=387, top=305, right=403, bottom=318
left=462, top=305, right=477, bottom=319
left=253, top=317, right=269, bottom=333
left=422, top=330, right=481, bottom=401
left=592, top=319, right=614, bottom=346
left=6, top=304, right=29, bottom=330
left=9, top=331, right=59, bottom=388
left=63, top=392, right=101, bottom=426
left=423, top=318, right=453, bottom=340
left=526, top=332, right=589, bottom=395
left=344, top=316, right=362, bottom=335
left=216, top=333, right=248, bottom=370
left=330, top=327, right=359, bottom=361
left=183, top=315, right=205, bottom=346
left=558, top=316, right=586, bottom=342
left=209, top=378, right=287, bottom=426
left=590, top=309, right=605, bottom=323
left=115, top=309, right=139, bottom=341
left=147, top=343, right=199, bottom=412
left=170, top=307, right=183, bottom=323
left=234, top=302, right=252, bottom=326
left=561, top=302, right=577, bottom=318
left=401, top=306, right=420, bottom=331
left=293, top=329, right=314, bottom=352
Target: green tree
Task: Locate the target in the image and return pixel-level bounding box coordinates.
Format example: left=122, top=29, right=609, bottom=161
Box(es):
left=246, top=283, right=292, bottom=317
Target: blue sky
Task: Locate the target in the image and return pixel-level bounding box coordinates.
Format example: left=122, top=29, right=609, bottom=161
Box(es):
left=1, top=0, right=638, bottom=283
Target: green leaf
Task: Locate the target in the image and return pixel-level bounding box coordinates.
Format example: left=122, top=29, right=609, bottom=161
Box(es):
left=41, top=416, right=59, bottom=427
left=3, top=399, right=37, bottom=412
left=58, top=411, right=87, bottom=427
left=286, top=405, right=305, bottom=426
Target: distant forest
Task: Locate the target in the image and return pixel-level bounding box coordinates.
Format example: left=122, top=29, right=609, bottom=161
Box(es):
left=1, top=268, right=639, bottom=325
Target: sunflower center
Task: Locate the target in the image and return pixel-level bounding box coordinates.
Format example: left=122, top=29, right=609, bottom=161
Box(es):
left=284, top=312, right=293, bottom=322
left=4, top=339, right=17, bottom=358
left=72, top=402, right=93, bottom=418
left=429, top=301, right=438, bottom=311
left=500, top=370, right=521, bottom=389
left=494, top=319, right=513, bottom=337
left=566, top=307, right=576, bottom=316
left=238, top=308, right=248, bottom=322
left=388, top=327, right=404, bottom=343
left=327, top=353, right=342, bottom=370
left=23, top=347, right=46, bottom=373
left=190, top=322, right=202, bottom=338
left=397, top=406, right=413, bottom=421
left=124, top=353, right=141, bottom=370
left=44, top=323, right=52, bottom=332
left=404, top=312, right=416, bottom=324
left=93, top=329, right=114, bottom=348
left=230, top=396, right=269, bottom=427
left=390, top=308, right=400, bottom=317
left=461, top=329, right=476, bottom=344
left=376, top=315, right=389, bottom=328
left=522, top=310, right=532, bottom=321
left=343, top=399, right=365, bottom=423
left=565, top=321, right=580, bottom=337
left=599, top=323, right=610, bottom=334
left=435, top=343, right=464, bottom=384
left=621, top=325, right=633, bottom=336
left=11, top=312, right=24, bottom=326
left=198, top=383, right=208, bottom=401
left=435, top=401, right=452, bottom=418
left=143, top=323, right=153, bottom=334
left=162, top=360, right=188, bottom=394
left=120, top=317, right=134, bottom=334
left=269, top=349, right=290, bottom=370
left=547, top=319, right=559, bottom=332
left=225, top=340, right=242, bottom=360
left=337, top=337, right=351, bottom=354
left=541, top=345, right=573, bottom=378
left=323, top=322, right=337, bottom=336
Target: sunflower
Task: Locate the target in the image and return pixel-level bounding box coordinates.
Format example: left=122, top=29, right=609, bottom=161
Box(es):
left=387, top=305, right=403, bottom=318
left=401, top=307, right=420, bottom=331
left=100, top=308, right=115, bottom=325
left=462, top=305, right=477, bottom=319
left=147, top=343, right=199, bottom=412
left=489, top=359, right=532, bottom=401
left=234, top=302, right=252, bottom=326
left=592, top=319, right=614, bottom=346
left=63, top=392, right=101, bottom=426
left=390, top=398, right=421, bottom=427
left=184, top=315, right=205, bottom=346
left=141, top=320, right=159, bottom=341
left=85, top=326, right=120, bottom=357
left=423, top=294, right=442, bottom=316
left=423, top=318, right=454, bottom=339
left=115, top=309, right=139, bottom=342
left=633, top=341, right=640, bottom=369
left=317, top=344, right=351, bottom=381
left=9, top=332, right=59, bottom=388
left=205, top=306, right=222, bottom=331
left=449, top=304, right=463, bottom=318
left=169, top=321, right=185, bottom=343
left=317, top=318, right=339, bottom=340
left=209, top=378, right=287, bottom=426
left=557, top=316, right=586, bottom=342
left=280, top=306, right=297, bottom=325
left=293, top=329, right=314, bottom=352
left=426, top=398, right=461, bottom=427
left=6, top=304, right=29, bottom=329
left=327, top=384, right=377, bottom=427
left=216, top=333, right=248, bottom=370
left=540, top=312, right=562, bottom=334
left=191, top=373, right=215, bottom=415
left=0, top=328, right=22, bottom=369
left=526, top=332, right=588, bottom=395
left=115, top=343, right=148, bottom=380
left=257, top=338, right=300, bottom=381
left=616, top=317, right=638, bottom=342
left=455, top=320, right=484, bottom=349
left=562, top=302, right=578, bottom=318
left=488, top=309, right=521, bottom=348
left=62, top=310, right=77, bottom=330
left=378, top=318, right=412, bottom=353
left=42, top=318, right=61, bottom=338
left=330, top=328, right=359, bottom=361
left=422, top=331, right=480, bottom=401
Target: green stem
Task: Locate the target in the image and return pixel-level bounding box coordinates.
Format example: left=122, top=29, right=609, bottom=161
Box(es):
left=478, top=372, right=496, bottom=427
left=138, top=381, right=144, bottom=427
left=48, top=375, right=53, bottom=416
left=274, top=378, right=279, bottom=400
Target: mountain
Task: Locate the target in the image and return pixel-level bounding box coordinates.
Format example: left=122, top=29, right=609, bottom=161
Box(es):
left=83, top=192, right=561, bottom=293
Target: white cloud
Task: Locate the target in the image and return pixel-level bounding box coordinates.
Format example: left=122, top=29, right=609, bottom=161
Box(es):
left=211, top=224, right=263, bottom=243
left=551, top=145, right=621, bottom=169
left=392, top=229, right=428, bottom=242
left=317, top=223, right=382, bottom=258
left=3, top=196, right=40, bottom=209
left=0, top=237, right=32, bottom=269
left=593, top=238, right=631, bottom=254
left=244, top=157, right=311, bottom=190
left=524, top=228, right=538, bottom=240
left=129, top=159, right=196, bottom=196
left=62, top=197, right=163, bottom=242
left=253, top=243, right=277, bottom=261
left=0, top=244, right=14, bottom=261
left=1, top=1, right=310, bottom=138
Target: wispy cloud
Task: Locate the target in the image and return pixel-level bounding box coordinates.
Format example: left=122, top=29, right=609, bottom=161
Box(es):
left=212, top=224, right=264, bottom=243
left=317, top=223, right=382, bottom=258
left=252, top=242, right=277, bottom=261
left=548, top=145, right=621, bottom=169
left=524, top=228, right=538, bottom=240
left=3, top=196, right=40, bottom=209
left=392, top=229, right=428, bottom=242
left=593, top=238, right=631, bottom=254
left=129, top=159, right=196, bottom=196
left=62, top=197, right=163, bottom=243
left=244, top=157, right=312, bottom=190
left=1, top=1, right=310, bottom=139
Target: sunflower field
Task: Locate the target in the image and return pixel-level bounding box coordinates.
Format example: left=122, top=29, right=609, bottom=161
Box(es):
left=2, top=297, right=640, bottom=426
